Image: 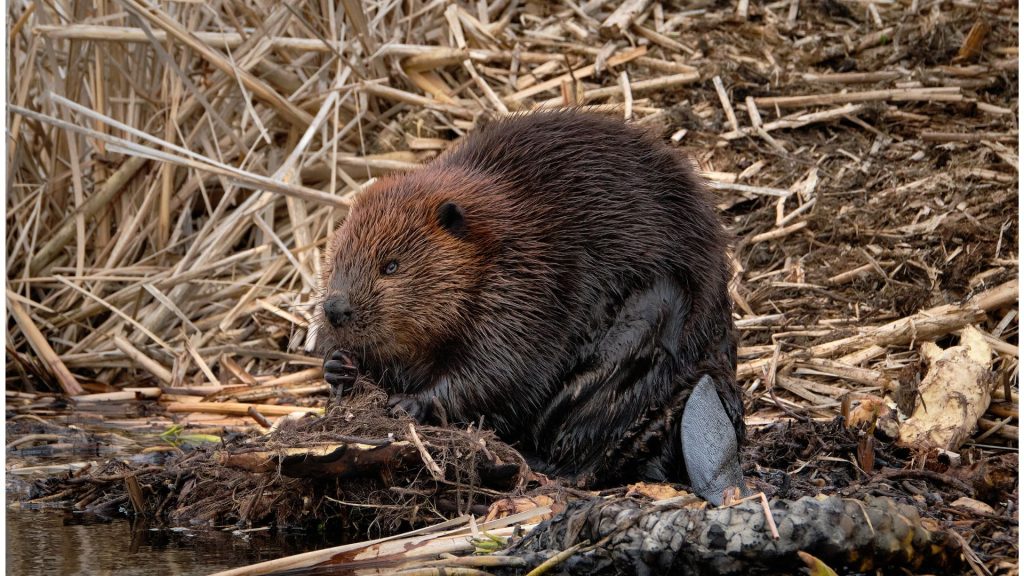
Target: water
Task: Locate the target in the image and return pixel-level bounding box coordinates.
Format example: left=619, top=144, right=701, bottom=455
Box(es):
left=6, top=507, right=334, bottom=576
left=5, top=434, right=340, bottom=576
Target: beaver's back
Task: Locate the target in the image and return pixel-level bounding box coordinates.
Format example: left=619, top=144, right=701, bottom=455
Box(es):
left=438, top=111, right=732, bottom=374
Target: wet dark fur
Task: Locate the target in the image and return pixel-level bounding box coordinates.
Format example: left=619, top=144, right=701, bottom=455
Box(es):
left=317, top=110, right=742, bottom=487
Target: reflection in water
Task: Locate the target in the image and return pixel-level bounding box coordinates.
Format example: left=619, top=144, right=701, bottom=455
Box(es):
left=5, top=430, right=351, bottom=575
left=6, top=508, right=338, bottom=576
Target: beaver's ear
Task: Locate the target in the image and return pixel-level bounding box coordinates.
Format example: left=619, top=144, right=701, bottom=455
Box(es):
left=438, top=202, right=467, bottom=239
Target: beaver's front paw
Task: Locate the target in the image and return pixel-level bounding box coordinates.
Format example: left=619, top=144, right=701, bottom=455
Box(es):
left=323, top=350, right=359, bottom=391
left=387, top=393, right=432, bottom=422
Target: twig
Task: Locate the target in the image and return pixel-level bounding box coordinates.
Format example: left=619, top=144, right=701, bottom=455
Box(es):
left=524, top=542, right=586, bottom=576
left=600, top=0, right=651, bottom=38
left=408, top=423, right=445, bottom=481
left=750, top=221, right=808, bottom=243
left=713, top=76, right=739, bottom=132
left=760, top=492, right=780, bottom=539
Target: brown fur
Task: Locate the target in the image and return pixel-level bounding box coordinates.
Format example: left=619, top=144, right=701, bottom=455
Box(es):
left=317, top=110, right=741, bottom=486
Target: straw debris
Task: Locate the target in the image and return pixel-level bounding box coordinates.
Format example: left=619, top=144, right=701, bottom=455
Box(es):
left=6, top=0, right=1018, bottom=573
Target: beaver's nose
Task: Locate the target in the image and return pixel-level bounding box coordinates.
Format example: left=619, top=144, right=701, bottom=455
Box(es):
left=324, top=296, right=353, bottom=327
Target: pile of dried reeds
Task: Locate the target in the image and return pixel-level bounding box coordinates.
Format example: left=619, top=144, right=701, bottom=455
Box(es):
left=25, top=387, right=530, bottom=532
left=8, top=0, right=1018, bottom=417
left=5, top=0, right=1019, bottom=570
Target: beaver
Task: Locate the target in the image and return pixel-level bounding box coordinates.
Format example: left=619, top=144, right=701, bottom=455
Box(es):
left=317, top=110, right=745, bottom=503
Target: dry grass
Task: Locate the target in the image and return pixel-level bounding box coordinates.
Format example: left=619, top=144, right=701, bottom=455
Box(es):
left=7, top=0, right=1017, bottom=429
left=6, top=0, right=1018, bottom=572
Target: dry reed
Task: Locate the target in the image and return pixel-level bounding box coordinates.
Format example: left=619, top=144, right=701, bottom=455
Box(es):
left=6, top=0, right=1018, bottom=468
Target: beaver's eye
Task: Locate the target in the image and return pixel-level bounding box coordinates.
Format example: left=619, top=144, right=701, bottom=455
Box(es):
left=382, top=260, right=399, bottom=276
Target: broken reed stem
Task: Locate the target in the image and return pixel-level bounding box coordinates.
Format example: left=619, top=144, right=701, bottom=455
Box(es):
left=34, top=24, right=343, bottom=52
left=110, top=334, right=173, bottom=384
left=8, top=297, right=85, bottom=396
left=753, top=87, right=962, bottom=109
left=750, top=221, right=808, bottom=243
left=247, top=406, right=272, bottom=429
left=721, top=104, right=865, bottom=140
left=827, top=263, right=883, bottom=286
left=619, top=71, right=633, bottom=120
left=408, top=423, right=445, bottom=481
left=801, top=71, right=905, bottom=83
left=600, top=0, right=651, bottom=38
left=74, top=388, right=162, bottom=402
left=710, top=181, right=792, bottom=198
left=921, top=131, right=1018, bottom=143
left=712, top=76, right=739, bottom=133
left=524, top=543, right=587, bottom=576
left=166, top=402, right=322, bottom=417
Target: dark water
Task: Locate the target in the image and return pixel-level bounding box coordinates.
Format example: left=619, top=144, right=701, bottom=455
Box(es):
left=4, top=424, right=349, bottom=575
left=6, top=455, right=340, bottom=576
left=6, top=507, right=335, bottom=576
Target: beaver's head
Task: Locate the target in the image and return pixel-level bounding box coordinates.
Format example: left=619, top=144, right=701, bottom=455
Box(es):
left=318, top=169, right=486, bottom=366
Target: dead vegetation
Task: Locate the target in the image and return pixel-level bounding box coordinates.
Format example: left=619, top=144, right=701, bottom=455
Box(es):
left=6, top=0, right=1019, bottom=574
left=25, top=386, right=529, bottom=534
